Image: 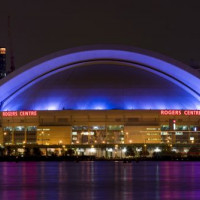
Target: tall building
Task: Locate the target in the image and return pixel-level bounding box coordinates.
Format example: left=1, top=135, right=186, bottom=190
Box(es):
left=0, top=48, right=6, bottom=79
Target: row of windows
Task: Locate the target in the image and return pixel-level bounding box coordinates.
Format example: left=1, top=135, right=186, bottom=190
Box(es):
left=161, top=125, right=198, bottom=131
left=72, top=125, right=124, bottom=131
left=4, top=126, right=37, bottom=131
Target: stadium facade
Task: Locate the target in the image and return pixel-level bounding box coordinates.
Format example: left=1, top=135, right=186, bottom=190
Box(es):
left=0, top=45, right=199, bottom=156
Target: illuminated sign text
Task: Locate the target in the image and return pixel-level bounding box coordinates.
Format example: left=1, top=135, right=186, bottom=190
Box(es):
left=2, top=111, right=37, bottom=117
left=161, top=110, right=200, bottom=116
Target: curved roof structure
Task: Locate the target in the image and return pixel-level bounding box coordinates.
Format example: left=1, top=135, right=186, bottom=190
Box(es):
left=0, top=45, right=199, bottom=111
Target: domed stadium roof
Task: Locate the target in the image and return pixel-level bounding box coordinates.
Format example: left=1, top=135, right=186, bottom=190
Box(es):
left=0, top=45, right=199, bottom=111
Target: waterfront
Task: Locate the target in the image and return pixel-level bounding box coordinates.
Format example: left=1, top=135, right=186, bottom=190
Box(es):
left=0, top=161, right=200, bottom=200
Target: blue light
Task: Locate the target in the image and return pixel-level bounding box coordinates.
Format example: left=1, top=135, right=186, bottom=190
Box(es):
left=0, top=45, right=199, bottom=111
left=47, top=105, right=59, bottom=111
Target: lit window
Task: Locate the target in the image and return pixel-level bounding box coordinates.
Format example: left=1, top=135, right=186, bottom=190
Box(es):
left=190, top=137, right=194, bottom=141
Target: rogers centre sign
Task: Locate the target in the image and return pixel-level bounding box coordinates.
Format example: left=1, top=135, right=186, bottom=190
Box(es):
left=2, top=111, right=37, bottom=117
left=161, top=110, right=200, bottom=116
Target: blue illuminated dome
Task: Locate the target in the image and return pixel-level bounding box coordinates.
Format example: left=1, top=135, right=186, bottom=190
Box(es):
left=0, top=45, right=199, bottom=111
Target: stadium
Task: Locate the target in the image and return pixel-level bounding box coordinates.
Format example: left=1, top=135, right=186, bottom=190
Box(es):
left=0, top=45, right=199, bottom=156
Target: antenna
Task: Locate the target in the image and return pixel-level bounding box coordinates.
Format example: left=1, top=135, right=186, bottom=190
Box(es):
left=8, top=16, right=15, bottom=72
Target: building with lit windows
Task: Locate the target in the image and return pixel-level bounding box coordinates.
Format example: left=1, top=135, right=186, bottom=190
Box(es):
left=0, top=48, right=6, bottom=79
left=0, top=45, right=199, bottom=155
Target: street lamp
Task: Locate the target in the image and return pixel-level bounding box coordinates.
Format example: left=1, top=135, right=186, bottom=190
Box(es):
left=59, top=140, right=63, bottom=145
left=126, top=132, right=129, bottom=144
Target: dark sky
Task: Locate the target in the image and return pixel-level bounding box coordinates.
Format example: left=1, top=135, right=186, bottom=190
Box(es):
left=1, top=0, right=200, bottom=69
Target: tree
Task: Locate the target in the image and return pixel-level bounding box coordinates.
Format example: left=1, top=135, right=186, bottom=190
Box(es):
left=66, top=148, right=75, bottom=156
left=6, top=146, right=12, bottom=156
left=125, top=146, right=135, bottom=157
left=33, top=147, right=42, bottom=157
left=140, top=148, right=149, bottom=157
left=0, top=147, right=5, bottom=157
left=161, top=144, right=171, bottom=153
left=24, top=147, right=31, bottom=157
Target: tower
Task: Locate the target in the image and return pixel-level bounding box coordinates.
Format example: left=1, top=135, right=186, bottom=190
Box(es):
left=0, top=48, right=6, bottom=79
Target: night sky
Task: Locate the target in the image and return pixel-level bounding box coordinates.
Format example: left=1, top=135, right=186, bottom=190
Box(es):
left=0, top=0, right=200, bottom=69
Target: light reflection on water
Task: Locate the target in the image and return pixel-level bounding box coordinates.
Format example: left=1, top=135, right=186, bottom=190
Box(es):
left=0, top=161, right=200, bottom=200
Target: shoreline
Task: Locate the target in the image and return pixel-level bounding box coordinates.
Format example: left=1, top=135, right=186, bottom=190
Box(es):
left=0, top=156, right=200, bottom=162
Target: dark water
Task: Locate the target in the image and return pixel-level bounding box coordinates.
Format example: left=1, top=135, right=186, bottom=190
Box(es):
left=0, top=161, right=200, bottom=200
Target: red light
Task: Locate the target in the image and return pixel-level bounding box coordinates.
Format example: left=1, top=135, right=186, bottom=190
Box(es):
left=19, top=111, right=37, bottom=116
left=161, top=110, right=200, bottom=116
left=160, top=110, right=181, bottom=115
left=2, top=111, right=37, bottom=117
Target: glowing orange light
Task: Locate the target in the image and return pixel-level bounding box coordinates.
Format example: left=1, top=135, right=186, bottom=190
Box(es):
left=0, top=48, right=6, bottom=54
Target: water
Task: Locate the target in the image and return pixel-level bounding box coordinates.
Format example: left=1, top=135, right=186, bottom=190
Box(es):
left=0, top=161, right=199, bottom=200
